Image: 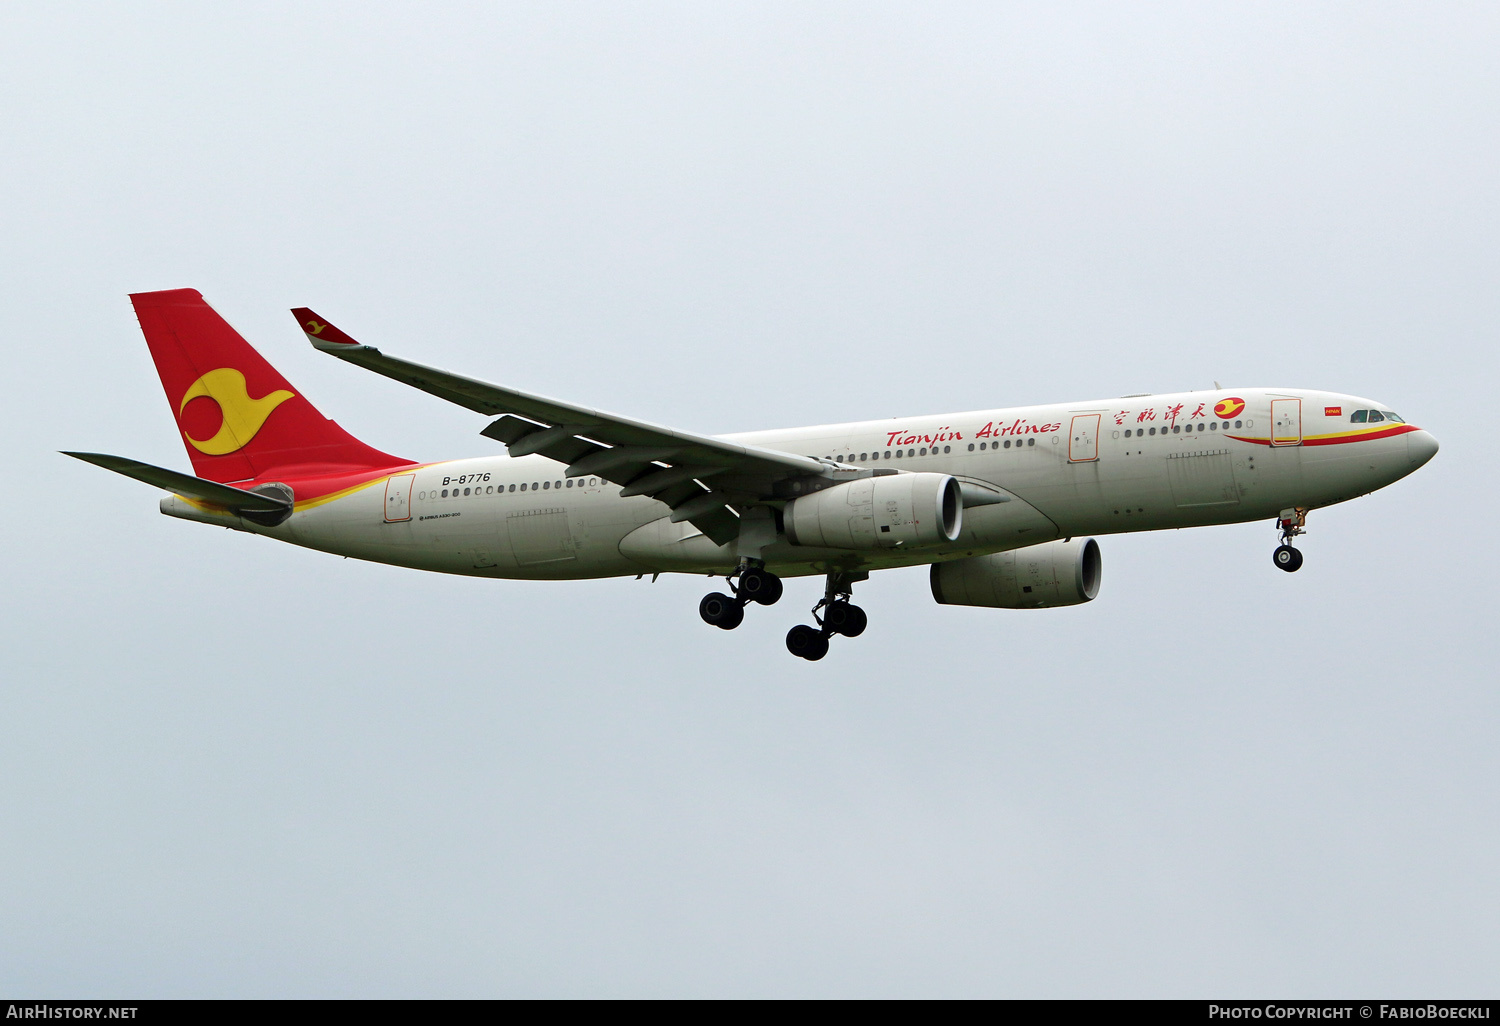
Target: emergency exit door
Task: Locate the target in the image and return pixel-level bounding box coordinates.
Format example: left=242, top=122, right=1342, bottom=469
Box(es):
left=384, top=474, right=414, bottom=522
left=1068, top=414, right=1101, bottom=462
left=1271, top=399, right=1302, bottom=446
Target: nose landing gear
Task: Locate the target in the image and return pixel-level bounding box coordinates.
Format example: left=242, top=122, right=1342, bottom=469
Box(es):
left=698, top=560, right=782, bottom=630
left=1273, top=508, right=1307, bottom=573
left=786, top=570, right=869, bottom=660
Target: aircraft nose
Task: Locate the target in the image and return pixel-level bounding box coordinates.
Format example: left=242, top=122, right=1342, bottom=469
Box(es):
left=1407, top=429, right=1439, bottom=468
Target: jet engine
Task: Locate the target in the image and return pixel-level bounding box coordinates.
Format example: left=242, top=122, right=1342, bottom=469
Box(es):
left=785, top=473, right=962, bottom=550
left=930, top=537, right=1101, bottom=608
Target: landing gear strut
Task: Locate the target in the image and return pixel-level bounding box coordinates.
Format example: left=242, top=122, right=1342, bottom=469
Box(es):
left=786, top=571, right=869, bottom=660
left=1273, top=508, right=1307, bottom=573
left=698, top=560, right=782, bottom=630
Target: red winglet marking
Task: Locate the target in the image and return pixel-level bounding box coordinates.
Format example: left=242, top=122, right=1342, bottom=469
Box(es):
left=290, top=307, right=362, bottom=347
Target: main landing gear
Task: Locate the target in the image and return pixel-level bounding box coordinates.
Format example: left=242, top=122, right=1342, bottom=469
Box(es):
left=698, top=562, right=783, bottom=630
left=786, top=571, right=868, bottom=661
left=1273, top=507, right=1307, bottom=573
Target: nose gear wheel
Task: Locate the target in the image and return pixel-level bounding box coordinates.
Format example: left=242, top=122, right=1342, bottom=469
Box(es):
left=1273, top=508, right=1307, bottom=573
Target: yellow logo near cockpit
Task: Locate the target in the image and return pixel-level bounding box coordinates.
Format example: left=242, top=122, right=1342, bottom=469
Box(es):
left=178, top=368, right=294, bottom=455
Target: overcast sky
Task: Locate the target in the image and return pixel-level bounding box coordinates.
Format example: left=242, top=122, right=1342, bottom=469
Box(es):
left=2, top=2, right=1497, bottom=997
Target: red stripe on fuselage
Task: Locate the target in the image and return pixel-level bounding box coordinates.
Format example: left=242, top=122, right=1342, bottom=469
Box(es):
left=1224, top=424, right=1418, bottom=446
left=1302, top=424, right=1419, bottom=445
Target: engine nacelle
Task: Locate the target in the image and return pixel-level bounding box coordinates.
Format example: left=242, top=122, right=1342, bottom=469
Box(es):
left=785, top=473, right=962, bottom=550
left=930, top=538, right=1101, bottom=608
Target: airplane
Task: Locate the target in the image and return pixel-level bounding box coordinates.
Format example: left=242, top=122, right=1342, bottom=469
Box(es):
left=67, top=288, right=1439, bottom=660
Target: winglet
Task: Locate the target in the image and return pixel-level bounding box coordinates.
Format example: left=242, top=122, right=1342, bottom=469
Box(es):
left=291, top=307, right=371, bottom=352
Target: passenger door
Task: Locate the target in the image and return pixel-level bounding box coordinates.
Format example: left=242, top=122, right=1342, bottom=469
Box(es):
left=383, top=474, right=414, bottom=522
left=1271, top=399, right=1302, bottom=447
left=1068, top=414, right=1101, bottom=463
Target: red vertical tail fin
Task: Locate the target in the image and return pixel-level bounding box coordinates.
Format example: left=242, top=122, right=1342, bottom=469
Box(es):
left=130, top=289, right=412, bottom=483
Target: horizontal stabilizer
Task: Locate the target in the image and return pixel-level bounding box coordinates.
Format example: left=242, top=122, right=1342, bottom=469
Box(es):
left=61, top=452, right=292, bottom=513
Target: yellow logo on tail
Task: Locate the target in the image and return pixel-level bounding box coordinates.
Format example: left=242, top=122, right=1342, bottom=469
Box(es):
left=178, top=368, right=294, bottom=455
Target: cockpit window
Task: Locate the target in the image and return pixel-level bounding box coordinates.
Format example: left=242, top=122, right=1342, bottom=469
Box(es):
left=1384, top=412, right=1404, bottom=423
left=1367, top=410, right=1385, bottom=423
left=1350, top=410, right=1368, bottom=423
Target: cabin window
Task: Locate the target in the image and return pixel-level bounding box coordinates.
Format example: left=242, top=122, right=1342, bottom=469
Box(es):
left=440, top=489, right=448, bottom=497
left=919, top=448, right=927, bottom=456
left=943, top=446, right=951, bottom=453
left=1235, top=420, right=1243, bottom=428
left=968, top=443, right=975, bottom=451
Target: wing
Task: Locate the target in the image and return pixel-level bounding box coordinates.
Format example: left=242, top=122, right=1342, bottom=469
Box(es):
left=291, top=309, right=859, bottom=545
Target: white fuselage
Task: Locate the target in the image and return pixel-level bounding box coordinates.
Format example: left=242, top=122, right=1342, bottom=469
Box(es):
left=165, top=387, right=1436, bottom=580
